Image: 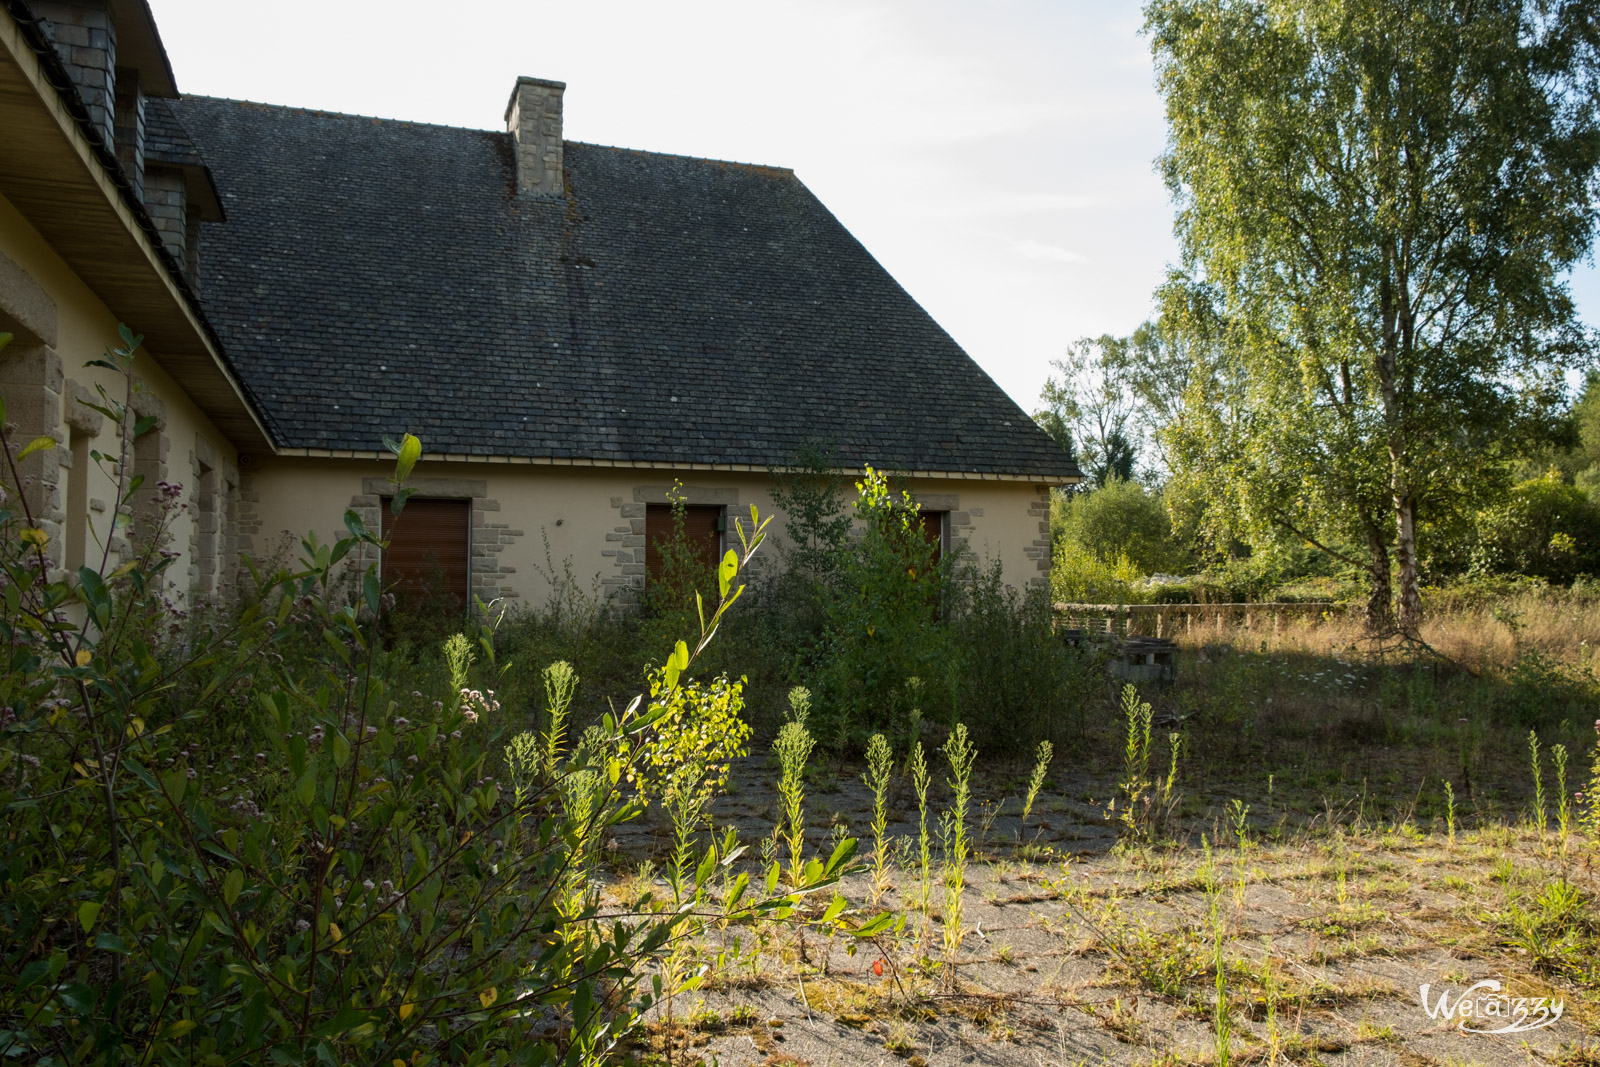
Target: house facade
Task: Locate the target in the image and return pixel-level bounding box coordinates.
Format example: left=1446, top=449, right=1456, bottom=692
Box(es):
left=1, top=2, right=1078, bottom=610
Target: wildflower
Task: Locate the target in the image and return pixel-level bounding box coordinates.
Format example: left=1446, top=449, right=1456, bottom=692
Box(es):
left=294, top=919, right=310, bottom=933
left=363, top=879, right=376, bottom=892
left=186, top=767, right=197, bottom=780
left=393, top=717, right=409, bottom=727
left=365, top=726, right=378, bottom=738
left=451, top=730, right=462, bottom=740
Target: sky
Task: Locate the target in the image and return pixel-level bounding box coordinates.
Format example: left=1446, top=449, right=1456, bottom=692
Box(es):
left=147, top=0, right=1599, bottom=412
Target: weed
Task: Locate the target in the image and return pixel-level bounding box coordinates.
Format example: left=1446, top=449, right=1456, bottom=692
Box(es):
left=775, top=686, right=817, bottom=886
left=910, top=740, right=933, bottom=924
left=1444, top=779, right=1457, bottom=844
left=1112, top=683, right=1155, bottom=841
left=941, top=722, right=977, bottom=976
left=1554, top=742, right=1571, bottom=843
left=1531, top=729, right=1547, bottom=831
left=864, top=733, right=893, bottom=906
left=1021, top=740, right=1054, bottom=830
left=540, top=660, right=578, bottom=778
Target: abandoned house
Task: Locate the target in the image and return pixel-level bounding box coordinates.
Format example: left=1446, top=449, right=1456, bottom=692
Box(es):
left=0, top=0, right=1079, bottom=609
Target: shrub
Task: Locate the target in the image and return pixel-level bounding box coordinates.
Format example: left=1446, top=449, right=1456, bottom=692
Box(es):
left=1052, top=479, right=1188, bottom=575
left=0, top=330, right=878, bottom=1066
left=814, top=467, right=948, bottom=745
left=952, top=559, right=1099, bottom=749
left=1051, top=538, right=1150, bottom=604
left=1472, top=470, right=1600, bottom=585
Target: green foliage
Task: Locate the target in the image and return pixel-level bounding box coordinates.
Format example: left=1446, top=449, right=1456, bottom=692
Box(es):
left=1054, top=479, right=1188, bottom=576
left=1472, top=471, right=1600, bottom=585
left=774, top=687, right=816, bottom=888
left=940, top=723, right=977, bottom=972
left=1021, top=741, right=1053, bottom=828
left=769, top=440, right=854, bottom=595
left=1147, top=0, right=1600, bottom=630
left=0, top=336, right=885, bottom=1066
left=864, top=733, right=893, bottom=905
left=1051, top=538, right=1149, bottom=604
left=954, top=561, right=1099, bottom=748
left=815, top=467, right=947, bottom=744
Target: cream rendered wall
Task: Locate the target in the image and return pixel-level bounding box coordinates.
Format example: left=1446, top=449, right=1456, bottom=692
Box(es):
left=0, top=189, right=236, bottom=601
left=242, top=456, right=1054, bottom=611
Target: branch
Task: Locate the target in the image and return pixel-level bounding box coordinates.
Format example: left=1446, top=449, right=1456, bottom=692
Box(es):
left=1266, top=508, right=1365, bottom=569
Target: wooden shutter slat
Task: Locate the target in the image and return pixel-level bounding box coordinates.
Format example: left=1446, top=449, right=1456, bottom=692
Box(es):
left=381, top=498, right=471, bottom=610
left=646, top=504, right=723, bottom=581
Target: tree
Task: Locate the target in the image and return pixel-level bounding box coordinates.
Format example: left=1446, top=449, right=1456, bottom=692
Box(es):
left=1035, top=336, right=1142, bottom=487
left=1055, top=477, right=1188, bottom=575
left=1146, top=0, right=1600, bottom=632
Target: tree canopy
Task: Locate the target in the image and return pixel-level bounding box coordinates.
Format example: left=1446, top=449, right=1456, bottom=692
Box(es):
left=1145, top=0, right=1600, bottom=631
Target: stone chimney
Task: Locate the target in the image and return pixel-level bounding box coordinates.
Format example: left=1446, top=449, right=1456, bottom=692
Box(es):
left=32, top=0, right=118, bottom=148
left=505, top=76, right=565, bottom=197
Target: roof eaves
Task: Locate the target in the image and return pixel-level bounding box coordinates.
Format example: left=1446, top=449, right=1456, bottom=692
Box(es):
left=3, top=0, right=257, bottom=423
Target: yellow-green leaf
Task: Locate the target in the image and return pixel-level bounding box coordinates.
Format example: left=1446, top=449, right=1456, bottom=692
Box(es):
left=16, top=435, right=57, bottom=462
left=395, top=434, right=422, bottom=484
left=78, top=900, right=101, bottom=932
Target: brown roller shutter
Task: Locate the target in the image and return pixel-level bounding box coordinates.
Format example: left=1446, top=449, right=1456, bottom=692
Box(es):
left=380, top=497, right=471, bottom=610
left=646, top=504, right=723, bottom=582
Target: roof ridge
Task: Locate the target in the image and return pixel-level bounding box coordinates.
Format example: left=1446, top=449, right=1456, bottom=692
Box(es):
left=178, top=95, right=796, bottom=175
left=566, top=140, right=795, bottom=177
left=178, top=94, right=506, bottom=136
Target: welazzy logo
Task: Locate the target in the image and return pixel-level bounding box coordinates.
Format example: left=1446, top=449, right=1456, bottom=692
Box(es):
left=1419, top=979, right=1563, bottom=1034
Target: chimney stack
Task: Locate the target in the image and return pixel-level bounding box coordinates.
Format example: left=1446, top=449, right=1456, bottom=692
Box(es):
left=505, top=77, right=565, bottom=197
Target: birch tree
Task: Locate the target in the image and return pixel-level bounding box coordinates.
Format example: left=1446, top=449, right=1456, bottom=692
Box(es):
left=1146, top=0, right=1600, bottom=631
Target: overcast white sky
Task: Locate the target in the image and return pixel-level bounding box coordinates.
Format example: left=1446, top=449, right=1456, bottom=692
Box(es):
left=148, top=0, right=1599, bottom=411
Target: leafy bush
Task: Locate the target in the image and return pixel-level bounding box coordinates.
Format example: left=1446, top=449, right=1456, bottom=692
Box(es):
left=1052, top=479, right=1188, bottom=575
left=1472, top=470, right=1600, bottom=585
left=813, top=467, right=949, bottom=746
left=949, top=561, right=1099, bottom=749
left=0, top=331, right=880, bottom=1066
left=1050, top=538, right=1150, bottom=604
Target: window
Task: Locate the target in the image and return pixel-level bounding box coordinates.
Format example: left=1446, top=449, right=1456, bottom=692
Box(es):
left=65, top=430, right=89, bottom=572
left=918, top=510, right=947, bottom=565
left=645, top=504, right=723, bottom=583
left=380, top=498, right=471, bottom=611
left=193, top=457, right=218, bottom=595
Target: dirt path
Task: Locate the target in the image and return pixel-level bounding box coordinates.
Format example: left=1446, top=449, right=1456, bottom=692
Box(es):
left=606, top=754, right=1600, bottom=1066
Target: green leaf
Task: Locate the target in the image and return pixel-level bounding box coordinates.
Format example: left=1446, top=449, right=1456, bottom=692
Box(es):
left=294, top=767, right=316, bottom=807
left=854, top=912, right=895, bottom=937
left=824, top=835, right=858, bottom=875
left=718, top=549, right=738, bottom=599
left=16, top=436, right=56, bottom=462
left=132, top=415, right=159, bottom=438
left=394, top=434, right=422, bottom=484
left=694, top=847, right=717, bottom=888
left=673, top=640, right=689, bottom=671
left=331, top=732, right=351, bottom=768
left=77, top=900, right=101, bottom=932
left=223, top=868, right=244, bottom=907
left=93, top=931, right=130, bottom=953
left=343, top=510, right=368, bottom=540
left=363, top=567, right=381, bottom=615
left=16, top=435, right=56, bottom=463
left=390, top=486, right=416, bottom=516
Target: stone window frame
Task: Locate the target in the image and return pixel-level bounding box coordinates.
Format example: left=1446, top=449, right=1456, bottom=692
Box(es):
left=353, top=477, right=522, bottom=607
left=605, top=485, right=741, bottom=603
left=186, top=433, right=238, bottom=602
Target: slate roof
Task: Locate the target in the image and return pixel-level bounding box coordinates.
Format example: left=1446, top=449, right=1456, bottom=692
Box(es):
left=144, top=97, right=206, bottom=169
left=172, top=96, right=1079, bottom=480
